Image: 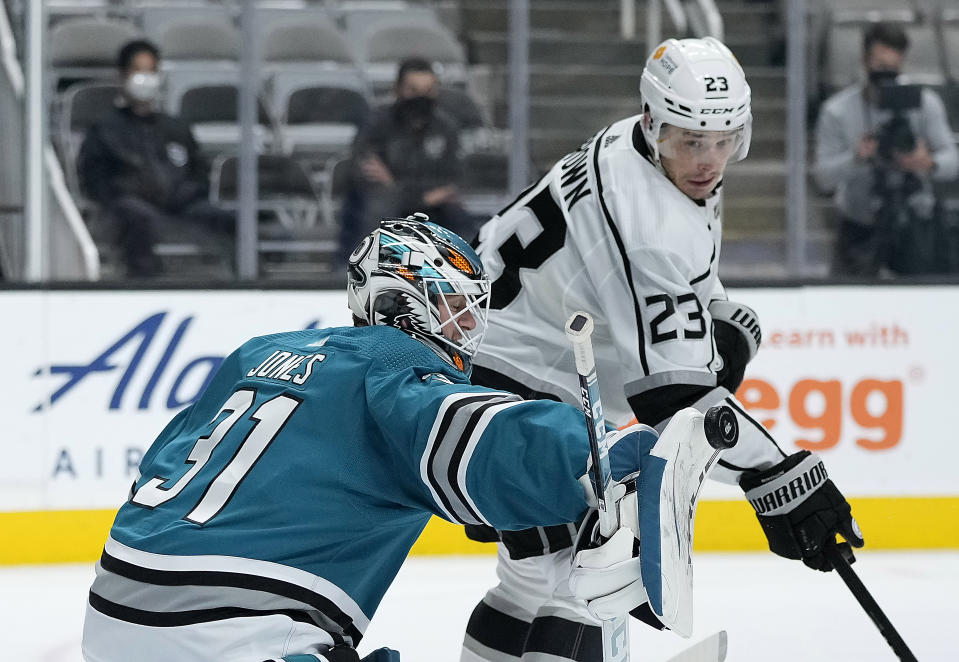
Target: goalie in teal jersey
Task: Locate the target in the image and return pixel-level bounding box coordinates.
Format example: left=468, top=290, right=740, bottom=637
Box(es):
left=82, top=216, right=681, bottom=662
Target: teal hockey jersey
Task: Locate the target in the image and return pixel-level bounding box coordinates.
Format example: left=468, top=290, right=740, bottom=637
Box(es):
left=85, top=325, right=602, bottom=657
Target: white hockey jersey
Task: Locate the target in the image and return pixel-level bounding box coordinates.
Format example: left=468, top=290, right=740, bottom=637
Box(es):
left=474, top=115, right=785, bottom=483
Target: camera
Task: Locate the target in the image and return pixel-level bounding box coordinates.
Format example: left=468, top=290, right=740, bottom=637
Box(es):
left=875, top=83, right=922, bottom=161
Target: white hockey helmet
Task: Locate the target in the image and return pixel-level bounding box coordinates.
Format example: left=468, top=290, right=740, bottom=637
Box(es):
left=347, top=214, right=490, bottom=373
left=640, top=37, right=752, bottom=163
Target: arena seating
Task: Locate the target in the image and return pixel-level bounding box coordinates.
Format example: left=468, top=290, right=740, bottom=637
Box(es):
left=35, top=2, right=520, bottom=278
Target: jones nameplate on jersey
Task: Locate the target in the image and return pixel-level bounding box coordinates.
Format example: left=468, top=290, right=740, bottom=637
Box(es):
left=247, top=350, right=326, bottom=385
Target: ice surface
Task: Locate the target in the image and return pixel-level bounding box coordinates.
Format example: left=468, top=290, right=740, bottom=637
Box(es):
left=2, top=551, right=955, bottom=661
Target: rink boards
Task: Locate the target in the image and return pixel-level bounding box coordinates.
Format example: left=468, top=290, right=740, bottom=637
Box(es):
left=2, top=285, right=958, bottom=564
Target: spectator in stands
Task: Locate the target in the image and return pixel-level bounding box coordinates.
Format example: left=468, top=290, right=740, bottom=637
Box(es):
left=77, top=39, right=234, bottom=278
left=338, top=57, right=475, bottom=264
left=814, top=22, right=958, bottom=276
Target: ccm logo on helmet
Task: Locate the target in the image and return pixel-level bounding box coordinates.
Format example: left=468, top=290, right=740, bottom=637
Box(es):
left=702, top=108, right=735, bottom=115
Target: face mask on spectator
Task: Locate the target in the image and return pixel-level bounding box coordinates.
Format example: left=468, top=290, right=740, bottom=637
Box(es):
left=867, top=68, right=899, bottom=87
left=394, top=95, right=436, bottom=128
left=124, top=72, right=161, bottom=104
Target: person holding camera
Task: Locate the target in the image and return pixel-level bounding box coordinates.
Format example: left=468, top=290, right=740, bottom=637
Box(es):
left=814, top=22, right=957, bottom=276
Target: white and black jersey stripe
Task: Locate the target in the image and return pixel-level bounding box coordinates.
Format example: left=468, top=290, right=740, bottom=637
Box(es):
left=420, top=391, right=523, bottom=525
left=88, top=537, right=368, bottom=646
left=594, top=124, right=650, bottom=377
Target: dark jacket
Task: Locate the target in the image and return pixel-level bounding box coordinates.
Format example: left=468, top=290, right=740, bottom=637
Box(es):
left=352, top=103, right=462, bottom=211
left=78, top=104, right=209, bottom=212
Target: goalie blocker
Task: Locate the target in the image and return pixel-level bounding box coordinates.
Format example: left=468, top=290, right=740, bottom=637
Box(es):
left=569, top=406, right=738, bottom=638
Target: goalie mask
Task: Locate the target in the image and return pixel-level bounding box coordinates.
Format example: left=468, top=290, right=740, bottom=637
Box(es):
left=640, top=37, right=752, bottom=165
left=347, top=215, right=490, bottom=373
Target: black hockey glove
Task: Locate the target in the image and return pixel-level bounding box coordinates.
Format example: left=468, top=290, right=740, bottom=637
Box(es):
left=740, top=451, right=864, bottom=572
left=708, top=300, right=761, bottom=393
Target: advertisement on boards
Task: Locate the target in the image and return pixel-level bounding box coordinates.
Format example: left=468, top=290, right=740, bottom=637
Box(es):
left=2, top=290, right=353, bottom=511
left=701, top=285, right=957, bottom=500
left=2, top=285, right=957, bottom=512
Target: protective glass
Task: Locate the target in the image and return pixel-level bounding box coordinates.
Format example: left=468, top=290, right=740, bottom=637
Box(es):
left=656, top=125, right=746, bottom=162
left=423, top=277, right=490, bottom=359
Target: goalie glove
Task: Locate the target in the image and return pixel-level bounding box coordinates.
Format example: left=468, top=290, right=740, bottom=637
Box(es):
left=568, top=501, right=669, bottom=631
left=708, top=299, right=761, bottom=393
left=569, top=526, right=643, bottom=621
left=740, top=451, right=864, bottom=571
left=568, top=409, right=725, bottom=635
left=569, top=424, right=650, bottom=623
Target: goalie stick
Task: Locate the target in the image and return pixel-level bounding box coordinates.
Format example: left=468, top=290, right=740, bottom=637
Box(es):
left=565, top=312, right=739, bottom=661
left=824, top=542, right=918, bottom=662
left=566, top=312, right=631, bottom=662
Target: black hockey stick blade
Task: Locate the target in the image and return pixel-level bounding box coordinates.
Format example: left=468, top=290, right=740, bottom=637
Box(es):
left=824, top=542, right=918, bottom=662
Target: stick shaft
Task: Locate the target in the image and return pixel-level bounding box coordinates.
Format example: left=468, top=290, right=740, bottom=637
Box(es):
left=576, top=370, right=617, bottom=537
left=567, top=314, right=616, bottom=536
left=824, top=545, right=917, bottom=662
left=566, top=313, right=629, bottom=662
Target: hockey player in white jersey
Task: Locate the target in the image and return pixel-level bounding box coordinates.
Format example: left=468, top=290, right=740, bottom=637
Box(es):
left=461, top=38, right=865, bottom=661
left=81, top=216, right=720, bottom=662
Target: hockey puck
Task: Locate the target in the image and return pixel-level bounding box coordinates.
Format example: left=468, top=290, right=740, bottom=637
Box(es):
left=704, top=405, right=738, bottom=449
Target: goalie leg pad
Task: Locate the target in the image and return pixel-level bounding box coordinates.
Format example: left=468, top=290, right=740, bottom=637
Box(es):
left=570, top=414, right=727, bottom=637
